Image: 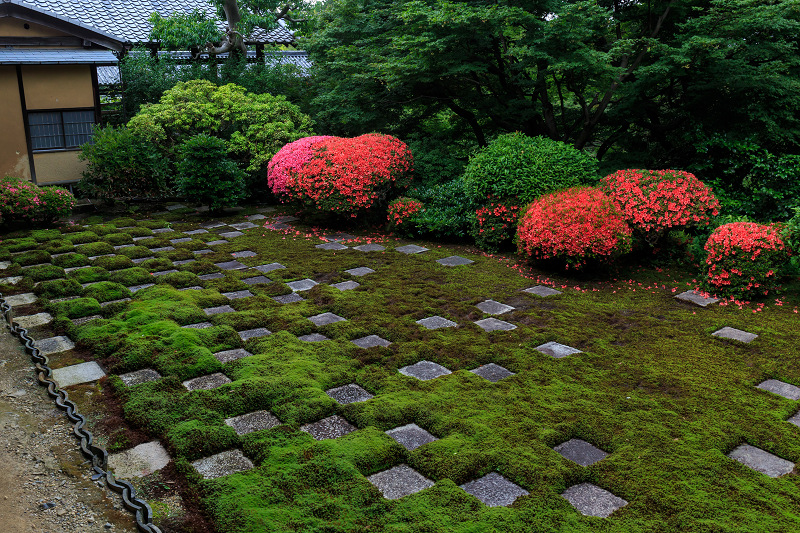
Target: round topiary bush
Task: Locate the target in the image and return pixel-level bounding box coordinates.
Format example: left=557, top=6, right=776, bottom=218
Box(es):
left=600, top=169, right=720, bottom=245
left=703, top=221, right=790, bottom=298
left=176, top=134, right=247, bottom=212
left=517, top=187, right=633, bottom=269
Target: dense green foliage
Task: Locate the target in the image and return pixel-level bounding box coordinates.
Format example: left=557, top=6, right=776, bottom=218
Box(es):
left=177, top=134, right=248, bottom=211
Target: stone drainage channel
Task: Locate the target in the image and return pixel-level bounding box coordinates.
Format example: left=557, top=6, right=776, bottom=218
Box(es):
left=0, top=292, right=162, bottom=533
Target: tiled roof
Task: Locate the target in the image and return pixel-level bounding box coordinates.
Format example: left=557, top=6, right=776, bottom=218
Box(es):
left=0, top=48, right=118, bottom=64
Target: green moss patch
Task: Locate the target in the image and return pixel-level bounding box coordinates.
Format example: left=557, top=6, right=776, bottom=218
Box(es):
left=13, top=249, right=51, bottom=266
left=67, top=266, right=110, bottom=284
left=65, top=231, right=99, bottom=245
left=93, top=255, right=134, bottom=271
left=34, top=278, right=83, bottom=299
left=109, top=267, right=154, bottom=286
left=25, top=264, right=65, bottom=282
left=76, top=241, right=115, bottom=257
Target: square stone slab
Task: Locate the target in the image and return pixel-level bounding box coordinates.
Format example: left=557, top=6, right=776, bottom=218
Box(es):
left=248, top=214, right=267, bottom=220
left=184, top=229, right=209, bottom=235
left=149, top=246, right=175, bottom=253
left=562, top=483, right=628, bottom=517
left=788, top=411, right=800, bottom=428
left=152, top=227, right=175, bottom=233
left=71, top=315, right=102, bottom=326
left=114, top=244, right=134, bottom=250
left=119, top=369, right=161, bottom=387
left=476, top=300, right=515, bottom=315
left=219, top=231, right=244, bottom=239
left=273, top=293, right=304, bottom=304
left=182, top=373, right=232, bottom=391
left=728, top=444, right=794, bottom=477
left=437, top=255, right=474, bottom=267
left=225, top=410, right=281, bottom=435
left=243, top=275, right=271, bottom=285
left=523, top=286, right=562, bottom=297
left=14, top=313, right=52, bottom=328
left=396, top=244, right=429, bottom=254
left=169, top=237, right=192, bottom=244
left=215, top=260, right=248, bottom=271
left=385, top=424, right=438, bottom=451
left=470, top=363, right=515, bottom=383
left=316, top=242, right=349, bottom=250
left=554, top=439, right=609, bottom=466
left=0, top=261, right=10, bottom=269
left=675, top=289, right=719, bottom=307
left=368, top=465, right=434, bottom=500
left=204, top=305, right=236, bottom=316
left=193, top=249, right=213, bottom=255
left=326, top=384, right=373, bottom=404
left=298, top=333, right=329, bottom=342
left=309, top=312, right=346, bottom=326
left=475, top=318, right=517, bottom=332
left=108, top=441, right=171, bottom=479
left=354, top=244, right=385, bottom=252
left=173, top=259, right=196, bottom=266
left=399, top=360, right=452, bottom=381
left=128, top=283, right=155, bottom=293
left=712, top=327, right=758, bottom=343
left=300, top=415, right=356, bottom=440
left=5, top=293, right=36, bottom=306
left=198, top=273, right=225, bottom=281
left=191, top=449, right=254, bottom=480
left=254, top=263, right=286, bottom=273
left=100, top=298, right=132, bottom=308
left=52, top=361, right=105, bottom=387
left=200, top=221, right=227, bottom=229
left=153, top=269, right=179, bottom=277
left=182, top=322, right=214, bottom=329
left=346, top=266, right=375, bottom=276
left=288, top=279, right=318, bottom=292
left=535, top=341, right=582, bottom=359
left=239, top=328, right=271, bottom=341
left=35, top=336, right=76, bottom=355
left=230, top=222, right=258, bottom=230
left=132, top=256, right=156, bottom=263
left=232, top=250, right=257, bottom=258
left=214, top=348, right=253, bottom=363
left=331, top=280, right=360, bottom=291
left=352, top=335, right=391, bottom=348
left=0, top=276, right=23, bottom=285
left=460, top=472, right=529, bottom=507
left=416, top=316, right=458, bottom=330
left=756, top=379, right=800, bottom=400
left=223, top=290, right=253, bottom=300
left=207, top=240, right=229, bottom=246
left=179, top=286, right=204, bottom=292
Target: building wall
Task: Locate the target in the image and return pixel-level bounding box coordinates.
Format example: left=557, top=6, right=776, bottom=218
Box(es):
left=0, top=18, right=71, bottom=38
left=32, top=151, right=88, bottom=185
left=0, top=66, right=31, bottom=181
left=22, top=65, right=94, bottom=109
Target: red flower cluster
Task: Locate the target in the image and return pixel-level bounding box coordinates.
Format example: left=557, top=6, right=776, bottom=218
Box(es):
left=267, top=134, right=413, bottom=217
left=704, top=221, right=790, bottom=298
left=600, top=169, right=719, bottom=244
left=473, top=198, right=520, bottom=252
left=387, top=197, right=424, bottom=228
left=517, top=187, right=633, bottom=268
left=0, top=176, right=75, bottom=225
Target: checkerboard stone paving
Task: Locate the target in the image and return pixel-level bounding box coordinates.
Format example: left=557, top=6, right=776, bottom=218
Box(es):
left=223, top=290, right=253, bottom=300
left=232, top=250, right=257, bottom=258
left=535, top=341, right=582, bottom=359
left=214, top=348, right=253, bottom=363
left=243, top=275, right=271, bottom=285
left=204, top=305, right=236, bottom=316
left=198, top=273, right=224, bottom=281
left=215, top=260, right=248, bottom=271
left=35, top=335, right=75, bottom=355
left=470, top=363, right=515, bottom=383
left=13, top=312, right=52, bottom=328
left=309, top=312, right=346, bottom=326
left=354, top=244, right=385, bottom=252
left=756, top=379, right=800, bottom=400
left=554, top=439, right=609, bottom=466
left=165, top=203, right=186, bottom=211
left=100, top=298, right=132, bottom=308
left=396, top=244, right=429, bottom=254
left=149, top=246, right=175, bottom=253
left=299, top=333, right=328, bottom=342
left=254, top=263, right=286, bottom=273
left=287, top=279, right=318, bottom=292
left=324, top=232, right=356, bottom=242
left=331, top=280, right=360, bottom=291
left=207, top=240, right=228, bottom=246
left=193, top=249, right=213, bottom=255
left=248, top=214, right=267, bottom=220
left=201, top=221, right=227, bottom=229
left=326, top=384, right=373, bottom=404
left=712, top=327, right=758, bottom=343
left=182, top=322, right=213, bottom=329
left=5, top=292, right=36, bottom=306
left=239, top=328, right=271, bottom=341
left=416, top=316, right=458, bottom=329
left=184, top=229, right=209, bottom=235
left=476, top=300, right=515, bottom=315
left=230, top=222, right=258, bottom=230
left=345, top=266, right=374, bottom=276
left=153, top=269, right=179, bottom=277
left=52, top=361, right=106, bottom=388
left=460, top=472, right=529, bottom=507
left=192, top=449, right=254, bottom=480
left=219, top=231, right=245, bottom=239
left=170, top=237, right=192, bottom=244
left=128, top=283, right=155, bottom=293
left=119, top=369, right=162, bottom=387
left=385, top=424, right=438, bottom=451
left=727, top=444, right=794, bottom=477
left=351, top=335, right=391, bottom=348
left=399, top=361, right=452, bottom=381
left=300, top=415, right=356, bottom=440
left=474, top=318, right=517, bottom=332
left=179, top=286, right=204, bottom=291
left=225, top=411, right=281, bottom=435
left=273, top=293, right=304, bottom=304
left=675, top=289, right=719, bottom=307
left=522, top=286, right=562, bottom=297
left=173, top=259, right=196, bottom=266
left=368, top=465, right=434, bottom=500
left=0, top=276, right=22, bottom=285
left=317, top=242, right=349, bottom=250
left=561, top=483, right=628, bottom=517
left=182, top=373, right=232, bottom=391
left=437, top=255, right=474, bottom=267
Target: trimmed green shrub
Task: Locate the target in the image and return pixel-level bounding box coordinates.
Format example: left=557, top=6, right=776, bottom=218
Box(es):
left=67, top=266, right=109, bottom=284
left=25, top=264, right=66, bottom=282
left=93, top=255, right=134, bottom=271
left=14, top=249, right=51, bottom=266
left=176, top=134, right=247, bottom=211
left=65, top=231, right=99, bottom=245
left=403, top=180, right=478, bottom=240
left=76, top=242, right=115, bottom=257
left=34, top=278, right=83, bottom=299
left=52, top=253, right=89, bottom=268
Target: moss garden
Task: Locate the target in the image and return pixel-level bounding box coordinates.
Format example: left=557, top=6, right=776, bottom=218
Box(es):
left=2, top=207, right=800, bottom=533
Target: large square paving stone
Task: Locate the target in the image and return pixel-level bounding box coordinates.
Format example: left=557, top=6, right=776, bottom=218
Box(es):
left=299, top=333, right=328, bottom=342
left=675, top=289, right=719, bottom=307
left=522, top=286, right=562, bottom=297
left=239, top=328, right=271, bottom=341
left=368, top=464, right=434, bottom=500
left=331, top=280, right=360, bottom=291
left=346, top=266, right=375, bottom=276
left=204, top=305, right=236, bottom=316
left=273, top=293, right=304, bottom=304
left=219, top=231, right=245, bottom=239
left=243, top=275, right=271, bottom=285
left=192, top=449, right=254, bottom=480
left=728, top=444, right=794, bottom=477
left=52, top=361, right=105, bottom=387
left=35, top=336, right=76, bottom=355
left=326, top=384, right=374, bottom=404
left=554, top=439, right=609, bottom=466
left=562, top=483, right=628, bottom=517
left=535, top=341, right=582, bottom=359
left=14, top=313, right=52, bottom=328
left=416, top=316, right=457, bottom=329
left=354, top=244, right=385, bottom=252
left=399, top=360, right=452, bottom=381
left=757, top=379, right=800, bottom=400
left=460, top=472, right=529, bottom=507
left=225, top=411, right=281, bottom=435
left=475, top=318, right=517, bottom=332
left=231, top=250, right=257, bottom=258
left=476, top=300, right=515, bottom=315
left=254, top=262, right=286, bottom=273
left=215, top=260, right=248, bottom=271
left=352, top=335, right=391, bottom=348
left=385, top=424, right=438, bottom=451
left=712, top=327, right=758, bottom=343
left=396, top=245, right=429, bottom=254
left=788, top=411, right=800, bottom=428
left=198, top=273, right=224, bottom=281
left=182, top=322, right=213, bottom=329
left=183, top=373, right=232, bottom=391
left=288, top=279, right=318, bottom=291
left=230, top=222, right=258, bottom=230
left=119, top=369, right=161, bottom=387
left=108, top=441, right=171, bottom=479
left=309, top=312, right=346, bottom=326
left=300, top=415, right=356, bottom=440
left=437, top=255, right=474, bottom=267
left=5, top=293, right=36, bottom=306
left=317, top=242, right=349, bottom=250
left=470, top=363, right=515, bottom=383
left=214, top=348, right=253, bottom=363
left=223, top=290, right=253, bottom=300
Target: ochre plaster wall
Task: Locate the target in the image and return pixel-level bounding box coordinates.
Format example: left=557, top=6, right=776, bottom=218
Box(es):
left=0, top=66, right=31, bottom=181
left=32, top=151, right=88, bottom=184
left=0, top=18, right=71, bottom=38
left=22, top=65, right=94, bottom=109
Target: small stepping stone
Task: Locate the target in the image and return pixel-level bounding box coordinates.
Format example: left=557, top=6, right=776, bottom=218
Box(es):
left=113, top=244, right=134, bottom=250
left=0, top=261, right=10, bottom=269
left=470, top=363, right=515, bottom=382
left=128, top=283, right=155, bottom=293
left=214, top=348, right=253, bottom=363
left=204, top=305, right=236, bottom=315
left=170, top=237, right=192, bottom=244
left=52, top=361, right=105, bottom=387
left=239, top=328, right=271, bottom=341
left=254, top=263, right=286, bottom=273
left=229, top=222, right=257, bottom=230
left=14, top=313, right=52, bottom=328
left=386, top=424, right=437, bottom=451
left=0, top=276, right=23, bottom=285
left=247, top=214, right=267, bottom=220
left=460, top=472, right=529, bottom=507
left=368, top=464, right=434, bottom=500
left=308, top=312, right=346, bottom=326
left=198, top=273, right=224, bottom=281
left=182, top=322, right=214, bottom=329
left=232, top=251, right=257, bottom=258
left=416, top=316, right=457, bottom=330
left=288, top=279, right=318, bottom=292
left=354, top=244, right=385, bottom=252
left=108, top=441, right=170, bottom=478
left=298, top=333, right=328, bottom=342
left=476, top=300, right=515, bottom=315
left=554, top=439, right=609, bottom=466
left=562, top=483, right=628, bottom=517
left=119, top=369, right=161, bottom=387
left=179, top=286, right=204, bottom=291
left=243, top=275, right=271, bottom=285
left=191, top=449, right=253, bottom=480
left=437, top=256, right=474, bottom=267
left=5, top=293, right=36, bottom=306
left=71, top=315, right=102, bottom=326
left=756, top=379, right=800, bottom=400
left=51, top=296, right=79, bottom=303
left=273, top=293, right=304, bottom=304
left=173, top=259, right=196, bottom=267
left=223, top=290, right=253, bottom=300
left=300, top=415, right=356, bottom=440
left=200, top=222, right=227, bottom=229
left=523, top=286, right=562, bottom=297
left=399, top=360, right=451, bottom=381
left=728, top=444, right=794, bottom=477
left=788, top=412, right=800, bottom=428
left=326, top=384, right=373, bottom=404
left=475, top=318, right=517, bottom=332
left=35, top=336, right=75, bottom=355
left=219, top=231, right=244, bottom=239
left=215, top=260, right=248, bottom=271
left=225, top=411, right=281, bottom=435
left=331, top=280, right=360, bottom=291
left=346, top=266, right=375, bottom=276
left=132, top=257, right=155, bottom=263
left=396, top=245, right=429, bottom=254
left=266, top=222, right=291, bottom=230
left=184, top=229, right=209, bottom=235
left=535, top=341, right=582, bottom=359
left=316, top=242, right=349, bottom=251
left=23, top=262, right=56, bottom=269
left=100, top=298, right=131, bottom=307
left=351, top=335, right=391, bottom=348
left=152, top=269, right=179, bottom=277
left=132, top=236, right=152, bottom=242
left=64, top=265, right=92, bottom=273
left=193, top=249, right=214, bottom=255
left=182, top=373, right=232, bottom=391
left=274, top=215, right=298, bottom=222
left=165, top=203, right=186, bottom=211
left=152, top=227, right=175, bottom=233
left=675, top=289, right=719, bottom=307
left=712, top=327, right=758, bottom=343
left=149, top=246, right=175, bottom=253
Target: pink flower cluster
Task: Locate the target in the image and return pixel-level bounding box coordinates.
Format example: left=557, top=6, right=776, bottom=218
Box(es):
left=387, top=197, right=424, bottom=227
left=267, top=136, right=335, bottom=194
left=0, top=176, right=75, bottom=225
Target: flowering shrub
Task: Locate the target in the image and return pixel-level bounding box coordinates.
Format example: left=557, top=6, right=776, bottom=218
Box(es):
left=387, top=197, right=424, bottom=232
left=472, top=199, right=521, bottom=252
left=0, top=177, right=75, bottom=225
left=600, top=169, right=720, bottom=245
left=268, top=134, right=413, bottom=217
left=517, top=187, right=633, bottom=268
left=704, top=222, right=790, bottom=298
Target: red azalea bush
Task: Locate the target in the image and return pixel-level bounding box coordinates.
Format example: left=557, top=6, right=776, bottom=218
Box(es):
left=704, top=221, right=790, bottom=298
left=267, top=133, right=413, bottom=217
left=387, top=197, right=424, bottom=231
left=473, top=198, right=521, bottom=252
left=0, top=176, right=75, bottom=225
left=600, top=169, right=720, bottom=245
left=517, top=187, right=633, bottom=268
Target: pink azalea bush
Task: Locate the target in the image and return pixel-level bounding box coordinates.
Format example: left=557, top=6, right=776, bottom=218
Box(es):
left=267, top=135, right=335, bottom=194
left=0, top=176, right=75, bottom=225
left=474, top=198, right=521, bottom=252
left=387, top=197, right=424, bottom=231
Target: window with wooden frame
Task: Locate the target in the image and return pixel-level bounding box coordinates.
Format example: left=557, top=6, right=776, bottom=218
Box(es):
left=27, top=109, right=95, bottom=151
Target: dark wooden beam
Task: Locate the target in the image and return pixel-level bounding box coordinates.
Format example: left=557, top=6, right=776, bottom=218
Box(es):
left=16, top=65, right=36, bottom=184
